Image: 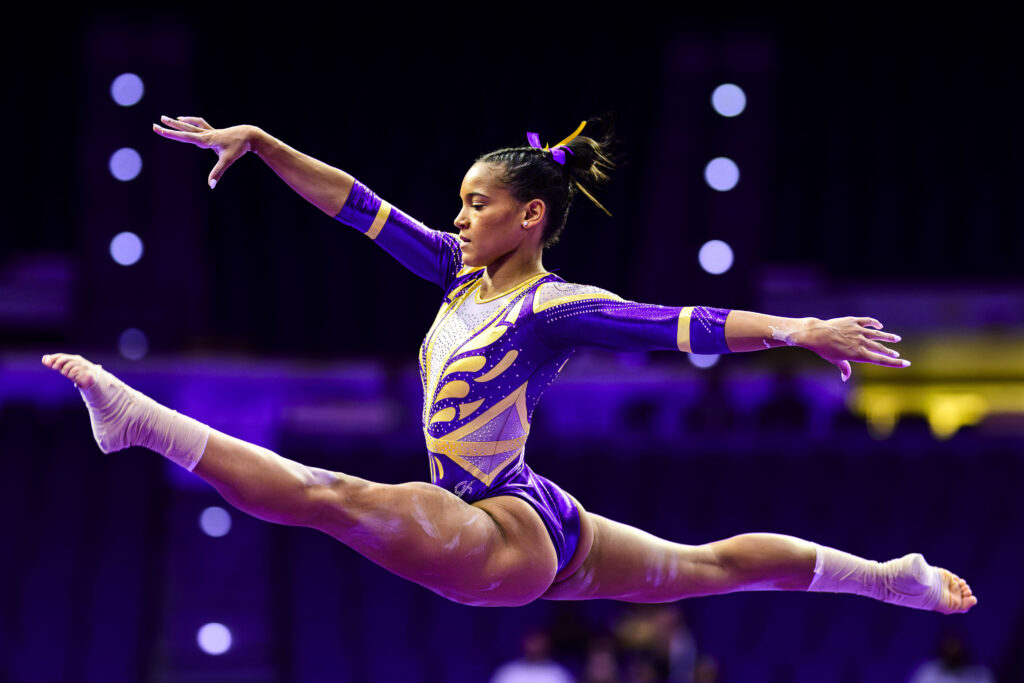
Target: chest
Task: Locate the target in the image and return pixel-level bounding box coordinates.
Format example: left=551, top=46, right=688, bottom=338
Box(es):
left=420, top=282, right=519, bottom=394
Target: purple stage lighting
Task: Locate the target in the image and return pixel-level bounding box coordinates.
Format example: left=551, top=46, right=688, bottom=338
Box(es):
left=199, top=506, right=232, bottom=537
left=110, top=73, right=144, bottom=107
left=698, top=240, right=734, bottom=275
left=712, top=83, right=746, bottom=117
left=109, top=148, right=142, bottom=182
left=688, top=353, right=720, bottom=369
left=197, top=623, right=232, bottom=655
left=704, top=157, right=739, bottom=191
left=109, top=231, right=143, bottom=266
left=118, top=328, right=148, bottom=360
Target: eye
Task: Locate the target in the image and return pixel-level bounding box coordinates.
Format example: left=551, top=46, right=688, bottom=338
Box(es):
left=472, top=204, right=485, bottom=211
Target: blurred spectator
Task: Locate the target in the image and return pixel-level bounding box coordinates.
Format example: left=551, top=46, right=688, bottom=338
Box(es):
left=693, top=655, right=719, bottom=683
left=614, top=605, right=698, bottom=683
left=491, top=628, right=575, bottom=683
left=582, top=634, right=620, bottom=683
left=908, top=632, right=994, bottom=683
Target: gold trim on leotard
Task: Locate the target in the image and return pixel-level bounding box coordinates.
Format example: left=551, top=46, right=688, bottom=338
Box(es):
left=366, top=201, right=391, bottom=240
left=475, top=350, right=518, bottom=383
left=532, top=291, right=623, bottom=314
left=441, top=355, right=487, bottom=380
left=440, top=381, right=529, bottom=441
left=474, top=272, right=548, bottom=304
left=458, top=399, right=485, bottom=420
left=424, top=432, right=528, bottom=458
left=435, top=380, right=471, bottom=402
left=676, top=306, right=694, bottom=352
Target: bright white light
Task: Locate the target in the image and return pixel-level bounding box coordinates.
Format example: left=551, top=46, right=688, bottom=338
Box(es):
left=711, top=83, right=746, bottom=117
left=109, top=148, right=142, bottom=181
left=688, top=353, right=720, bottom=369
left=704, top=157, right=739, bottom=191
left=197, top=623, right=232, bottom=655
left=698, top=240, right=734, bottom=275
left=199, top=506, right=232, bottom=537
left=109, top=231, right=143, bottom=266
left=118, top=328, right=148, bottom=360
left=110, top=73, right=144, bottom=106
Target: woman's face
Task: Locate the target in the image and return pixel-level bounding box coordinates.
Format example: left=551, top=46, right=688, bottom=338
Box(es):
left=453, top=162, right=533, bottom=268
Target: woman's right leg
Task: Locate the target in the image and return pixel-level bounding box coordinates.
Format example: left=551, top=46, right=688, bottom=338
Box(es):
left=193, top=430, right=560, bottom=606
left=42, top=353, right=559, bottom=607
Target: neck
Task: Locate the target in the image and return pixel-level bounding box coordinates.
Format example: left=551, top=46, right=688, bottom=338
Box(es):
left=479, top=248, right=546, bottom=300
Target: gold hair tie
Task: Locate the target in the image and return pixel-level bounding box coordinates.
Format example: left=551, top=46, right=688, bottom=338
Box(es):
left=526, top=121, right=587, bottom=165
left=547, top=120, right=587, bottom=150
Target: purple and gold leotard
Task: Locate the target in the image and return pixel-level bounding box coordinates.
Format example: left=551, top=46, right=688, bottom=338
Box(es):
left=336, top=180, right=731, bottom=572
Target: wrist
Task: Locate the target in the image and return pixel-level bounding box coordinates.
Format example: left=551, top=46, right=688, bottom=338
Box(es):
left=790, top=317, right=820, bottom=348
left=246, top=126, right=270, bottom=155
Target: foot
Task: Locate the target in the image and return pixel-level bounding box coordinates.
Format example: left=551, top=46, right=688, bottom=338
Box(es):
left=935, top=568, right=977, bottom=614
left=882, top=553, right=977, bottom=614
left=42, top=352, right=100, bottom=390
left=42, top=353, right=142, bottom=453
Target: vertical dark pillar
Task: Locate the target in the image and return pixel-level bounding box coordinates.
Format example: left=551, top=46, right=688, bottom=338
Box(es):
left=77, top=20, right=207, bottom=354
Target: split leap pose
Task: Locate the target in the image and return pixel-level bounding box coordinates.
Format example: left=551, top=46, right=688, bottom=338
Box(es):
left=43, top=116, right=976, bottom=613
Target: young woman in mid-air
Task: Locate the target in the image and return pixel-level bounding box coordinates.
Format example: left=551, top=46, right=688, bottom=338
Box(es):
left=42, top=115, right=976, bottom=614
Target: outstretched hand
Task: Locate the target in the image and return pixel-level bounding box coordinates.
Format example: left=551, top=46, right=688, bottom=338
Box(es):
left=152, top=116, right=257, bottom=188
left=796, top=317, right=908, bottom=382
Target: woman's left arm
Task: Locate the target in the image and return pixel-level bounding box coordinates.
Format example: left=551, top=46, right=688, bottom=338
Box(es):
left=533, top=284, right=905, bottom=382
left=723, top=311, right=906, bottom=382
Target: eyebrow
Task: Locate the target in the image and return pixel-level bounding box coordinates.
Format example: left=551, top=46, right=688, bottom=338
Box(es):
left=462, top=192, right=490, bottom=201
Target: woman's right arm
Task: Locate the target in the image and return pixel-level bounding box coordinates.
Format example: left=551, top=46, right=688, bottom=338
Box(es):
left=153, top=116, right=353, bottom=213
left=153, top=116, right=463, bottom=289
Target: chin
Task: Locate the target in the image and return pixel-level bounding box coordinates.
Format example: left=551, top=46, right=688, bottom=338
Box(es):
left=460, top=252, right=486, bottom=269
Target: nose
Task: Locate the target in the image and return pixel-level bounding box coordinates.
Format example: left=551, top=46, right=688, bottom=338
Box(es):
left=454, top=208, right=469, bottom=230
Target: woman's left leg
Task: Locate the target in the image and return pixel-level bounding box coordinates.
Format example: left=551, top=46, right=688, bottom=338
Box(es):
left=543, top=513, right=977, bottom=614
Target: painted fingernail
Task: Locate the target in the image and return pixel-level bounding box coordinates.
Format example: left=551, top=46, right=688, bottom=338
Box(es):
left=893, top=335, right=902, bottom=342
left=891, top=350, right=900, bottom=358
left=901, top=360, right=911, bottom=367
left=209, top=178, right=217, bottom=189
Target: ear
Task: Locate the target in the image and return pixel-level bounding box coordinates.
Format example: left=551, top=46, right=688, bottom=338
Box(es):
left=522, top=199, right=546, bottom=230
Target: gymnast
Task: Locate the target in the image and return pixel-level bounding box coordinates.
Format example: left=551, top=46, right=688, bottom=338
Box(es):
left=42, top=116, right=976, bottom=613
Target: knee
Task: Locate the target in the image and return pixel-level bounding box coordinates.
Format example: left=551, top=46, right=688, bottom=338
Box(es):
left=707, top=535, right=763, bottom=577
left=302, top=475, right=376, bottom=530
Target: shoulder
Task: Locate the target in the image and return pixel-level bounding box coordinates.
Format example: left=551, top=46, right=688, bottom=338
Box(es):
left=532, top=278, right=625, bottom=315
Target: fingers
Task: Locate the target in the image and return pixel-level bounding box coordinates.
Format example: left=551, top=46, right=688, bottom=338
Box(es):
left=867, top=339, right=900, bottom=358
left=856, top=317, right=883, bottom=330
left=863, top=329, right=902, bottom=343
left=838, top=359, right=851, bottom=383
left=863, top=351, right=912, bottom=368
left=208, top=154, right=239, bottom=189
left=176, top=116, right=212, bottom=129
left=152, top=123, right=203, bottom=145
left=159, top=115, right=203, bottom=132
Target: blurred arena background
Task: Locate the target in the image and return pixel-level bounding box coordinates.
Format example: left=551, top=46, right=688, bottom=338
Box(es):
left=1, top=12, right=1022, bottom=683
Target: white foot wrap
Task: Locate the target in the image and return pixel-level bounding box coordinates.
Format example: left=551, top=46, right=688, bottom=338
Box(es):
left=79, top=365, right=210, bottom=471
left=807, top=545, right=943, bottom=611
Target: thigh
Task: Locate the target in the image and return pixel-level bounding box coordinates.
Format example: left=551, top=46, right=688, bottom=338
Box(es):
left=542, top=513, right=723, bottom=603
left=313, top=479, right=558, bottom=606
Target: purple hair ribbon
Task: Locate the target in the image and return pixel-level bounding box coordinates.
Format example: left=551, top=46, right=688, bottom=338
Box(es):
left=526, top=121, right=586, bottom=165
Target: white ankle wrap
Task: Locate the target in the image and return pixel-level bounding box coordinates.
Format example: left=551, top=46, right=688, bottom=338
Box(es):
left=79, top=365, right=210, bottom=471
left=807, top=544, right=943, bottom=611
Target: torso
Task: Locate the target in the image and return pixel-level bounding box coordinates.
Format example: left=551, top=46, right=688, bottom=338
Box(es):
left=418, top=267, right=571, bottom=502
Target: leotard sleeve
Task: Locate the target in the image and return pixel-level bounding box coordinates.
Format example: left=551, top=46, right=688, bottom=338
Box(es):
left=532, top=281, right=732, bottom=354
left=334, top=179, right=462, bottom=290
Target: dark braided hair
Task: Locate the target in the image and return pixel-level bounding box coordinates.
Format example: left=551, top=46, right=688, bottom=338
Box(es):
left=476, top=120, right=615, bottom=247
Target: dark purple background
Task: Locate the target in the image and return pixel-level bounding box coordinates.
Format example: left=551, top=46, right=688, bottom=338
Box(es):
left=2, top=12, right=1022, bottom=683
